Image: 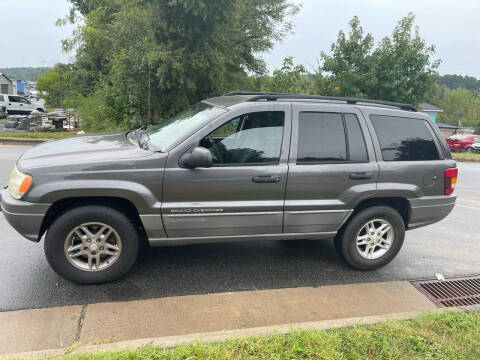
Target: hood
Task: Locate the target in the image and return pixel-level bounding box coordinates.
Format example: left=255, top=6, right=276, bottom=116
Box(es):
left=18, top=132, right=152, bottom=170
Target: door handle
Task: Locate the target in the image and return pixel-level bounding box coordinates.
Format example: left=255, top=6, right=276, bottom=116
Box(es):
left=349, top=172, right=372, bottom=180
left=252, top=175, right=280, bottom=183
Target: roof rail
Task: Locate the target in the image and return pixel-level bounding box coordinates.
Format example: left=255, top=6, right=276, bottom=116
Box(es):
left=225, top=92, right=417, bottom=112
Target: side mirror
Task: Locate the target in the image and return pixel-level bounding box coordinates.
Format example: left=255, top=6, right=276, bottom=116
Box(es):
left=180, top=146, right=212, bottom=169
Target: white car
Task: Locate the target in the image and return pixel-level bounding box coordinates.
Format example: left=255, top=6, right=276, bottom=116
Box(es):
left=0, top=94, right=46, bottom=115
left=471, top=142, right=480, bottom=153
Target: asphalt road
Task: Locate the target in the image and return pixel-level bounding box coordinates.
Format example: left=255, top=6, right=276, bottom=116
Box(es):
left=1, top=145, right=479, bottom=311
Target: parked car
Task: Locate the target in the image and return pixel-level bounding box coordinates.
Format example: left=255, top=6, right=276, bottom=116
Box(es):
left=446, top=134, right=480, bottom=152
left=1, top=92, right=458, bottom=284
left=0, top=94, right=46, bottom=115
left=470, top=142, right=480, bottom=153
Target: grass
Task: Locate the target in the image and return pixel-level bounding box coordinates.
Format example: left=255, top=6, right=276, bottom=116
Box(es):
left=452, top=151, right=480, bottom=161
left=0, top=131, right=79, bottom=140
left=24, top=311, right=480, bottom=360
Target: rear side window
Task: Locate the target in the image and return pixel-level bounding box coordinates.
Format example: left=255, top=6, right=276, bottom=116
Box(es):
left=370, top=115, right=440, bottom=161
left=0, top=95, right=4, bottom=101
left=345, top=114, right=368, bottom=162
left=297, top=112, right=368, bottom=163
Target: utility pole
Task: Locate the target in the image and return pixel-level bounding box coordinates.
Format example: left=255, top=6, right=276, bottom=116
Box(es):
left=148, top=59, right=151, bottom=122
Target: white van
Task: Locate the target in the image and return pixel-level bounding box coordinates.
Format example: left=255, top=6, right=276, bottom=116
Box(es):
left=0, top=94, right=46, bottom=115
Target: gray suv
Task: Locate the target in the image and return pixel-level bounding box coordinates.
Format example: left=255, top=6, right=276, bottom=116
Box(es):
left=1, top=93, right=458, bottom=284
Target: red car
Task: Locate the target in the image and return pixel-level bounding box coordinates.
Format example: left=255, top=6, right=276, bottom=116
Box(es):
left=446, top=134, right=480, bottom=152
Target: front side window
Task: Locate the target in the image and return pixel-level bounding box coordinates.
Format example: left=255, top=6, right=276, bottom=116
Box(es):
left=370, top=115, right=440, bottom=161
left=18, top=97, right=28, bottom=104
left=200, top=111, right=285, bottom=165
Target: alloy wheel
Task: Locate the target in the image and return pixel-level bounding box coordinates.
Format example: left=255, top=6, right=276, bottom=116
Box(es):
left=64, top=222, right=122, bottom=271
left=355, top=219, right=394, bottom=260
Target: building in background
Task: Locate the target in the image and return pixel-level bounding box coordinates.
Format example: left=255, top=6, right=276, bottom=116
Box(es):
left=419, top=103, right=443, bottom=122
left=0, top=73, right=15, bottom=94
left=436, top=123, right=475, bottom=137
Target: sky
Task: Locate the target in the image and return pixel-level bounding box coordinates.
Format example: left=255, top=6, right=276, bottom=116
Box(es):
left=1, top=0, right=480, bottom=77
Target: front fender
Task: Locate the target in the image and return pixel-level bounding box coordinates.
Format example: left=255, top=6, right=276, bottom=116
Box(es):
left=25, top=180, right=161, bottom=214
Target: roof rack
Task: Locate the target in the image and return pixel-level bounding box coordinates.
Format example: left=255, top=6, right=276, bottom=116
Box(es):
left=225, top=92, right=417, bottom=112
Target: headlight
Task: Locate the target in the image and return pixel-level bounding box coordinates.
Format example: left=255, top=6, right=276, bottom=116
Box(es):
left=9, top=166, right=33, bottom=200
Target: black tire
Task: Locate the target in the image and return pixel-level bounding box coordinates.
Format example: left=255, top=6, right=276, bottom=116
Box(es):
left=333, top=233, right=345, bottom=260
left=337, top=206, right=405, bottom=271
left=44, top=205, right=140, bottom=284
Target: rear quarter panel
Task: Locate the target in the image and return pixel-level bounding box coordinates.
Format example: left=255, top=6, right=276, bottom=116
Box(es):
left=358, top=106, right=456, bottom=198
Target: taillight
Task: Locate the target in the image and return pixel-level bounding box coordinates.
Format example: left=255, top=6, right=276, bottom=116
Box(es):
left=444, top=168, right=458, bottom=195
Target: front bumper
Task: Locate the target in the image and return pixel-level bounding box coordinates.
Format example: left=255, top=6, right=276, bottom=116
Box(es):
left=0, top=188, right=50, bottom=242
left=407, top=195, right=456, bottom=230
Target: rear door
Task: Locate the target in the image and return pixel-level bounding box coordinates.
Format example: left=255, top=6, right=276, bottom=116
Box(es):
left=284, top=103, right=378, bottom=234
left=162, top=103, right=291, bottom=238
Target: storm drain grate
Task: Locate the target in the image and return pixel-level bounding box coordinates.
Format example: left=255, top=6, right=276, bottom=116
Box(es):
left=411, top=275, right=480, bottom=308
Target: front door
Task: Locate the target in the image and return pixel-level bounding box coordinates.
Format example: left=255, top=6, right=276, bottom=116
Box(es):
left=162, top=104, right=291, bottom=238
left=284, top=104, right=379, bottom=234
left=8, top=96, right=22, bottom=113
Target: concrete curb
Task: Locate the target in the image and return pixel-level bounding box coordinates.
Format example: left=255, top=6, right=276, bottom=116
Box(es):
left=0, top=281, right=440, bottom=358
left=0, top=137, right=46, bottom=146
left=0, top=309, right=455, bottom=359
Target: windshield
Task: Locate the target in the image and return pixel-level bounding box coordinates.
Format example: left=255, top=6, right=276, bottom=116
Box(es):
left=147, top=102, right=225, bottom=151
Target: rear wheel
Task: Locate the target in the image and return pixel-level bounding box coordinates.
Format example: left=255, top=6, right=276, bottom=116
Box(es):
left=44, top=205, right=140, bottom=284
left=335, top=206, right=405, bottom=270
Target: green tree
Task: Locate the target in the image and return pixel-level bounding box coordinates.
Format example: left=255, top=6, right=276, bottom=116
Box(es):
left=369, top=13, right=440, bottom=105
left=253, top=57, right=312, bottom=93
left=438, top=74, right=480, bottom=91
left=61, top=0, right=300, bottom=130
left=319, top=13, right=439, bottom=105
left=320, top=16, right=375, bottom=97
left=437, top=88, right=480, bottom=129
left=36, top=64, right=72, bottom=107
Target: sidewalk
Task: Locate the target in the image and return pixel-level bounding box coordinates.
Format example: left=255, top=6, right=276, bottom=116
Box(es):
left=0, top=281, right=438, bottom=359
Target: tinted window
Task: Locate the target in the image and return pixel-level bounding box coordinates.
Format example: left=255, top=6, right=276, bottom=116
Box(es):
left=370, top=115, right=440, bottom=161
left=298, top=112, right=347, bottom=163
left=8, top=96, right=18, bottom=102
left=0, top=95, right=4, bottom=101
left=18, top=97, right=28, bottom=104
left=200, top=112, right=284, bottom=165
left=345, top=114, right=368, bottom=161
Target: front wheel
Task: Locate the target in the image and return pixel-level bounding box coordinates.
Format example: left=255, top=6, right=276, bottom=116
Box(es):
left=335, top=206, right=405, bottom=270
left=44, top=205, right=140, bottom=284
